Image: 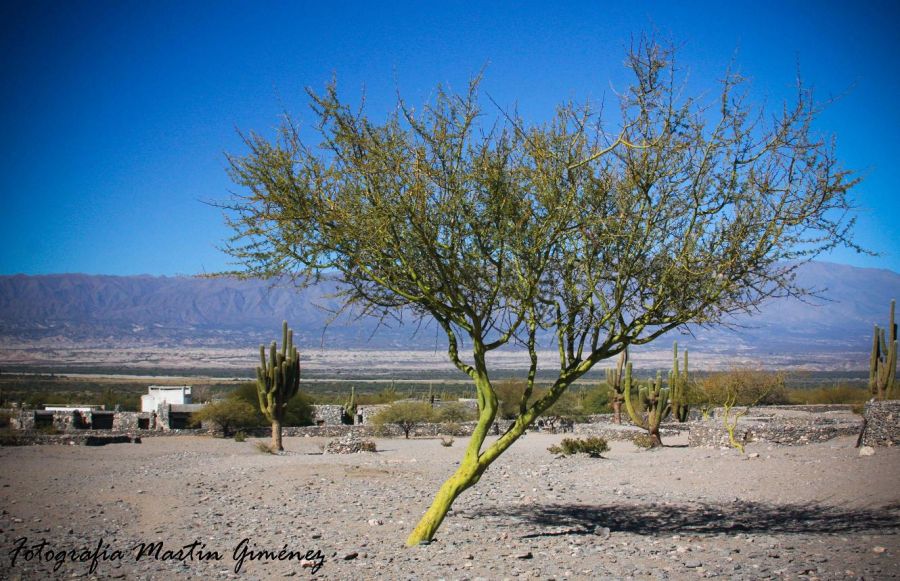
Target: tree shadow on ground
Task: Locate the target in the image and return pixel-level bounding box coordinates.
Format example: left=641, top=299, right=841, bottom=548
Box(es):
left=465, top=500, right=900, bottom=537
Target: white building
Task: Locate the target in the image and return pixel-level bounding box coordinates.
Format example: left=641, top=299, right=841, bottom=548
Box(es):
left=141, top=385, right=192, bottom=412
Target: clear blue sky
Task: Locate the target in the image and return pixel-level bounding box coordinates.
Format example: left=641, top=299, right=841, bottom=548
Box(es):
left=1, top=1, right=898, bottom=275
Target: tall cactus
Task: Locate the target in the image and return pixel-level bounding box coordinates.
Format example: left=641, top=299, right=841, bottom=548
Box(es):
left=256, top=320, right=301, bottom=451
left=623, top=365, right=669, bottom=447
left=606, top=349, right=629, bottom=424
left=869, top=299, right=897, bottom=400
left=343, top=386, right=358, bottom=425
left=669, top=341, right=690, bottom=422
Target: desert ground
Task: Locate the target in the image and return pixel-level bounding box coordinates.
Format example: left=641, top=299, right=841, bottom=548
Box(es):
left=0, top=432, right=898, bottom=580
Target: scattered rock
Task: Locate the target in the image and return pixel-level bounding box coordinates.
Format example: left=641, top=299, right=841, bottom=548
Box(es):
left=859, top=446, right=876, bottom=457
left=324, top=434, right=377, bottom=454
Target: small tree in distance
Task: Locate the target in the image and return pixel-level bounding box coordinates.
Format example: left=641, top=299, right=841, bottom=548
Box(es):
left=192, top=399, right=258, bottom=437
left=222, top=39, right=863, bottom=545
left=372, top=401, right=434, bottom=438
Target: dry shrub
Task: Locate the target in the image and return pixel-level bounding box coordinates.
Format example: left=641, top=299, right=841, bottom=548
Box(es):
left=696, top=368, right=789, bottom=407
left=787, top=385, right=870, bottom=405
left=255, top=441, right=276, bottom=454
left=547, top=436, right=609, bottom=458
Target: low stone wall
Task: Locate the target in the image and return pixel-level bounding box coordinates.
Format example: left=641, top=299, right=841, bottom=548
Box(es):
left=573, top=422, right=681, bottom=441
left=764, top=404, right=855, bottom=414
left=688, top=416, right=862, bottom=448
left=9, top=410, right=157, bottom=432
left=230, top=419, right=517, bottom=439
left=861, top=400, right=900, bottom=447
left=2, top=432, right=144, bottom=446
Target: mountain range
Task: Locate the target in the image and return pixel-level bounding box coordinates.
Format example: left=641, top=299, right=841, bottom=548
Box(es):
left=0, top=262, right=897, bottom=361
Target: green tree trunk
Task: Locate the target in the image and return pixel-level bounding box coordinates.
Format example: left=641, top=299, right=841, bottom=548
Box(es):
left=406, top=371, right=560, bottom=546
left=405, top=456, right=482, bottom=545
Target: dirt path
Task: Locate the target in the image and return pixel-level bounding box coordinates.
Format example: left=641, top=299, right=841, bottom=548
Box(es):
left=1, top=433, right=898, bottom=579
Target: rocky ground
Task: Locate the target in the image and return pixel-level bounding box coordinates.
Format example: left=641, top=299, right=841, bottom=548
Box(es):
left=0, top=431, right=898, bottom=580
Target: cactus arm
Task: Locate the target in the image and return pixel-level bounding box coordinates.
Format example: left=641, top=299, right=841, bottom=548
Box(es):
left=870, top=300, right=898, bottom=400
left=887, top=340, right=898, bottom=399
left=623, top=362, right=647, bottom=429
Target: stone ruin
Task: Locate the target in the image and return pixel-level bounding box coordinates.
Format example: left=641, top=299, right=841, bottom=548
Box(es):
left=6, top=389, right=897, bottom=450
left=860, top=400, right=900, bottom=447
left=687, top=405, right=863, bottom=448
left=324, top=432, right=377, bottom=454
left=10, top=408, right=159, bottom=433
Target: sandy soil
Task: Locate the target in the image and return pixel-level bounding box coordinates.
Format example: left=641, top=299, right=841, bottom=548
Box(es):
left=0, top=432, right=898, bottom=580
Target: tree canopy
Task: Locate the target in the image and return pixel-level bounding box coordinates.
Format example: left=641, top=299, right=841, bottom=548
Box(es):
left=222, top=40, right=860, bottom=545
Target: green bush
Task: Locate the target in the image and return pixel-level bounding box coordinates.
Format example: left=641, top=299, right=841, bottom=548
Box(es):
left=582, top=386, right=612, bottom=414
left=547, top=436, right=609, bottom=458
left=632, top=433, right=656, bottom=449
left=545, top=391, right=588, bottom=423
left=255, top=441, right=276, bottom=454
left=191, top=399, right=258, bottom=437
left=787, top=385, right=869, bottom=405
left=372, top=401, right=433, bottom=438
left=494, top=380, right=528, bottom=419
left=441, top=422, right=466, bottom=436
left=695, top=369, right=789, bottom=407
left=234, top=431, right=247, bottom=442
left=434, top=402, right=476, bottom=422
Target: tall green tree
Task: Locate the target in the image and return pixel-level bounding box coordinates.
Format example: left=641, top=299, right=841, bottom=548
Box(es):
left=221, top=40, right=861, bottom=545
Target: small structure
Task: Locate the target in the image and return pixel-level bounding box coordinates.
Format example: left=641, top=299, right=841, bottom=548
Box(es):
left=158, top=403, right=206, bottom=430
left=311, top=404, right=345, bottom=426
left=141, top=386, right=192, bottom=412
left=357, top=404, right=390, bottom=425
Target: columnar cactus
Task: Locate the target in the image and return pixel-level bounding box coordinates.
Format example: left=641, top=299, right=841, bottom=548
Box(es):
left=343, top=386, right=358, bottom=425
left=669, top=341, right=690, bottom=422
left=623, top=365, right=669, bottom=447
left=256, top=320, right=301, bottom=451
left=869, top=299, right=897, bottom=400
left=606, top=349, right=629, bottom=424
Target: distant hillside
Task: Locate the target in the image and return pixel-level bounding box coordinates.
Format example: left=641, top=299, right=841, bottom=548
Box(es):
left=0, top=274, right=408, bottom=348
left=0, top=263, right=897, bottom=356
